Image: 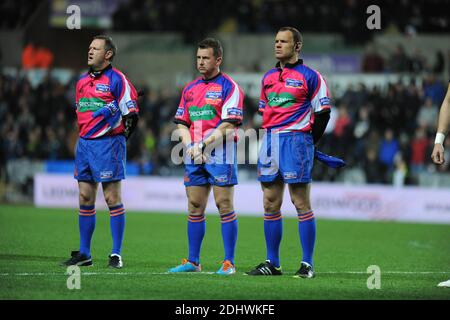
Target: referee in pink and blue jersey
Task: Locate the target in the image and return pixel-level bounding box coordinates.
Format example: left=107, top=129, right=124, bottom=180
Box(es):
left=246, top=27, right=331, bottom=277
left=169, top=38, right=244, bottom=275
left=61, top=35, right=139, bottom=269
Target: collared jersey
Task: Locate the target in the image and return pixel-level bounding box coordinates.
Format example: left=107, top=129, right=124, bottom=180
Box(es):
left=75, top=65, right=139, bottom=139
left=174, top=72, right=244, bottom=143
left=259, top=59, right=331, bottom=133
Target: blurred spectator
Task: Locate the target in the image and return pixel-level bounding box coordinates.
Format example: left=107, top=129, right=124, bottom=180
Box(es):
left=363, top=148, right=384, bottom=184
left=423, top=74, right=445, bottom=107
left=389, top=44, right=410, bottom=72
left=137, top=126, right=156, bottom=175
left=34, top=46, right=54, bottom=68
left=409, top=126, right=429, bottom=176
left=22, top=43, right=36, bottom=69
left=432, top=50, right=445, bottom=74
left=393, top=152, right=408, bottom=187
left=44, top=127, right=61, bottom=160
left=332, top=104, right=352, bottom=155
left=352, top=105, right=371, bottom=159
left=26, top=127, right=42, bottom=159
left=416, top=97, right=438, bottom=132
left=409, top=48, right=426, bottom=73
left=3, top=127, right=23, bottom=160
left=22, top=42, right=54, bottom=69
left=0, top=0, right=38, bottom=29
left=361, top=44, right=384, bottom=72
left=109, top=1, right=450, bottom=44
left=341, top=83, right=367, bottom=114
left=379, top=128, right=399, bottom=173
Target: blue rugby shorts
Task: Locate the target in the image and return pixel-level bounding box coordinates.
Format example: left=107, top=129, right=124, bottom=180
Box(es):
left=74, top=135, right=126, bottom=182
left=257, top=131, right=314, bottom=184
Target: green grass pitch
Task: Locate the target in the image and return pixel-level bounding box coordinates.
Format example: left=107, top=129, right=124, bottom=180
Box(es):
left=0, top=204, right=449, bottom=300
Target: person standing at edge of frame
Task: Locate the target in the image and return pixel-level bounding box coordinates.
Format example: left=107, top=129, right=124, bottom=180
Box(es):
left=430, top=79, right=450, bottom=288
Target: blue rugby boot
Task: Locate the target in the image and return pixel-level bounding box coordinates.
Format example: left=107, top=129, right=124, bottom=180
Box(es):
left=216, top=260, right=236, bottom=275
left=168, top=259, right=201, bottom=273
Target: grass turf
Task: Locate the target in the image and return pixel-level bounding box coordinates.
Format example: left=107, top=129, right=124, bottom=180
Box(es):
left=0, top=204, right=449, bottom=300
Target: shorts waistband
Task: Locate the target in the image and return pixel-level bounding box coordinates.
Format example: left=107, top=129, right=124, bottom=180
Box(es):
left=80, top=134, right=124, bottom=141
left=264, top=130, right=312, bottom=137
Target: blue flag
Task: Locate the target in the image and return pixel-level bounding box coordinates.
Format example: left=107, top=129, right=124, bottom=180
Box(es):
left=314, top=150, right=346, bottom=169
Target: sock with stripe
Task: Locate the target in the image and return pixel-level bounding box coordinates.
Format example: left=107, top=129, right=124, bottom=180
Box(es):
left=264, top=211, right=283, bottom=268
left=297, top=210, right=316, bottom=266
left=109, top=204, right=126, bottom=255
left=220, top=211, right=238, bottom=265
left=79, top=205, right=96, bottom=257
left=187, top=214, right=206, bottom=265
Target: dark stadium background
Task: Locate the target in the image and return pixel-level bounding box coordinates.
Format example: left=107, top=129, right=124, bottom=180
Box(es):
left=0, top=0, right=449, bottom=304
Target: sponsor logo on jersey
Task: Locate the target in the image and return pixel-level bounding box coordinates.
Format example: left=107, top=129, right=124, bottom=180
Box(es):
left=267, top=92, right=296, bottom=108
left=283, top=171, right=298, bottom=179
left=205, top=91, right=222, bottom=100
left=214, top=174, right=229, bottom=183
left=285, top=78, right=303, bottom=88
left=319, top=97, right=331, bottom=106
left=227, top=108, right=243, bottom=117
left=126, top=100, right=137, bottom=110
left=95, top=84, right=110, bottom=93
left=258, top=100, right=266, bottom=110
left=77, top=97, right=105, bottom=112
left=188, top=105, right=217, bottom=121
left=100, top=171, right=113, bottom=179
left=205, top=90, right=222, bottom=104
left=176, top=107, right=185, bottom=117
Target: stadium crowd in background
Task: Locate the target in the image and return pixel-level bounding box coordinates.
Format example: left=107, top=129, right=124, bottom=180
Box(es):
left=111, top=0, right=450, bottom=43
left=361, top=43, right=447, bottom=74
left=0, top=0, right=449, bottom=196
left=1, top=69, right=448, bottom=189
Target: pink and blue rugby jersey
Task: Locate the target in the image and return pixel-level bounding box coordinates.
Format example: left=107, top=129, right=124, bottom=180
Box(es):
left=75, top=64, right=139, bottom=139
left=174, top=72, right=244, bottom=142
left=259, top=59, right=331, bottom=133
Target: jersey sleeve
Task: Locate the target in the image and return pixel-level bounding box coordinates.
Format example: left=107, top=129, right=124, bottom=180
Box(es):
left=307, top=70, right=331, bottom=114
left=110, top=71, right=139, bottom=115
left=173, top=85, right=192, bottom=127
left=74, top=80, right=81, bottom=110
left=221, top=78, right=244, bottom=125
left=258, top=78, right=268, bottom=114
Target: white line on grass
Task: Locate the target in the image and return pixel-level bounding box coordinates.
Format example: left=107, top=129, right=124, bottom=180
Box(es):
left=0, top=271, right=449, bottom=276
